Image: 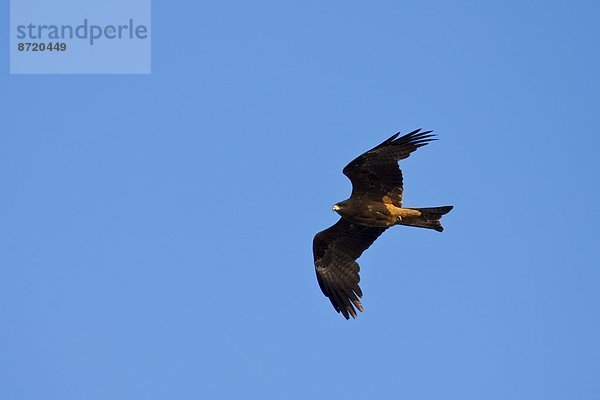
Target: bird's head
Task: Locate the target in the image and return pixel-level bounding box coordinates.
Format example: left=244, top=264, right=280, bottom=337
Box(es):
left=332, top=201, right=348, bottom=214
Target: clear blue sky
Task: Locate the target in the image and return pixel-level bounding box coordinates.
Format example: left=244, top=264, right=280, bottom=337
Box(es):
left=2, top=1, right=599, bottom=399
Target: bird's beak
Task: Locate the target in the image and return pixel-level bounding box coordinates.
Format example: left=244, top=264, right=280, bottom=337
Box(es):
left=332, top=204, right=340, bottom=212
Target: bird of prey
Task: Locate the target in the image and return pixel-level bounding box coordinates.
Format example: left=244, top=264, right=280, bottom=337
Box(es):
left=313, top=129, right=453, bottom=319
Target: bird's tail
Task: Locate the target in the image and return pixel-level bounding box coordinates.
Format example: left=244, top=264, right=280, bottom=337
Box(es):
left=398, top=206, right=453, bottom=232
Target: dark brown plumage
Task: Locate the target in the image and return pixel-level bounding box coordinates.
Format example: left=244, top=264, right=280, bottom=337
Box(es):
left=313, top=129, right=453, bottom=319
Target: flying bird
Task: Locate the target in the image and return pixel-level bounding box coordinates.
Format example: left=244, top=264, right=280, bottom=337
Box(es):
left=313, top=129, right=453, bottom=319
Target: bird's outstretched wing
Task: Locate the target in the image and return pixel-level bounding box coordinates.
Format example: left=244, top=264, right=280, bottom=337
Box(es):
left=343, top=129, right=436, bottom=206
left=313, top=218, right=387, bottom=319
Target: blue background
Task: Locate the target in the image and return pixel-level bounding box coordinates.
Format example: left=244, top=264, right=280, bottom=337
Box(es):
left=2, top=1, right=599, bottom=399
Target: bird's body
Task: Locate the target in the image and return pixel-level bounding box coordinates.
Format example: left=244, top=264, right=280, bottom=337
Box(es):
left=334, top=199, right=432, bottom=228
left=313, top=129, right=453, bottom=319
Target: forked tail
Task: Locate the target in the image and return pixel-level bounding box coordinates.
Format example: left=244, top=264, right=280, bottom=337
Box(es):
left=399, top=206, right=453, bottom=232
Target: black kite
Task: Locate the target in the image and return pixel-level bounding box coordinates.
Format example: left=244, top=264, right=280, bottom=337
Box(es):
left=313, top=129, right=453, bottom=319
